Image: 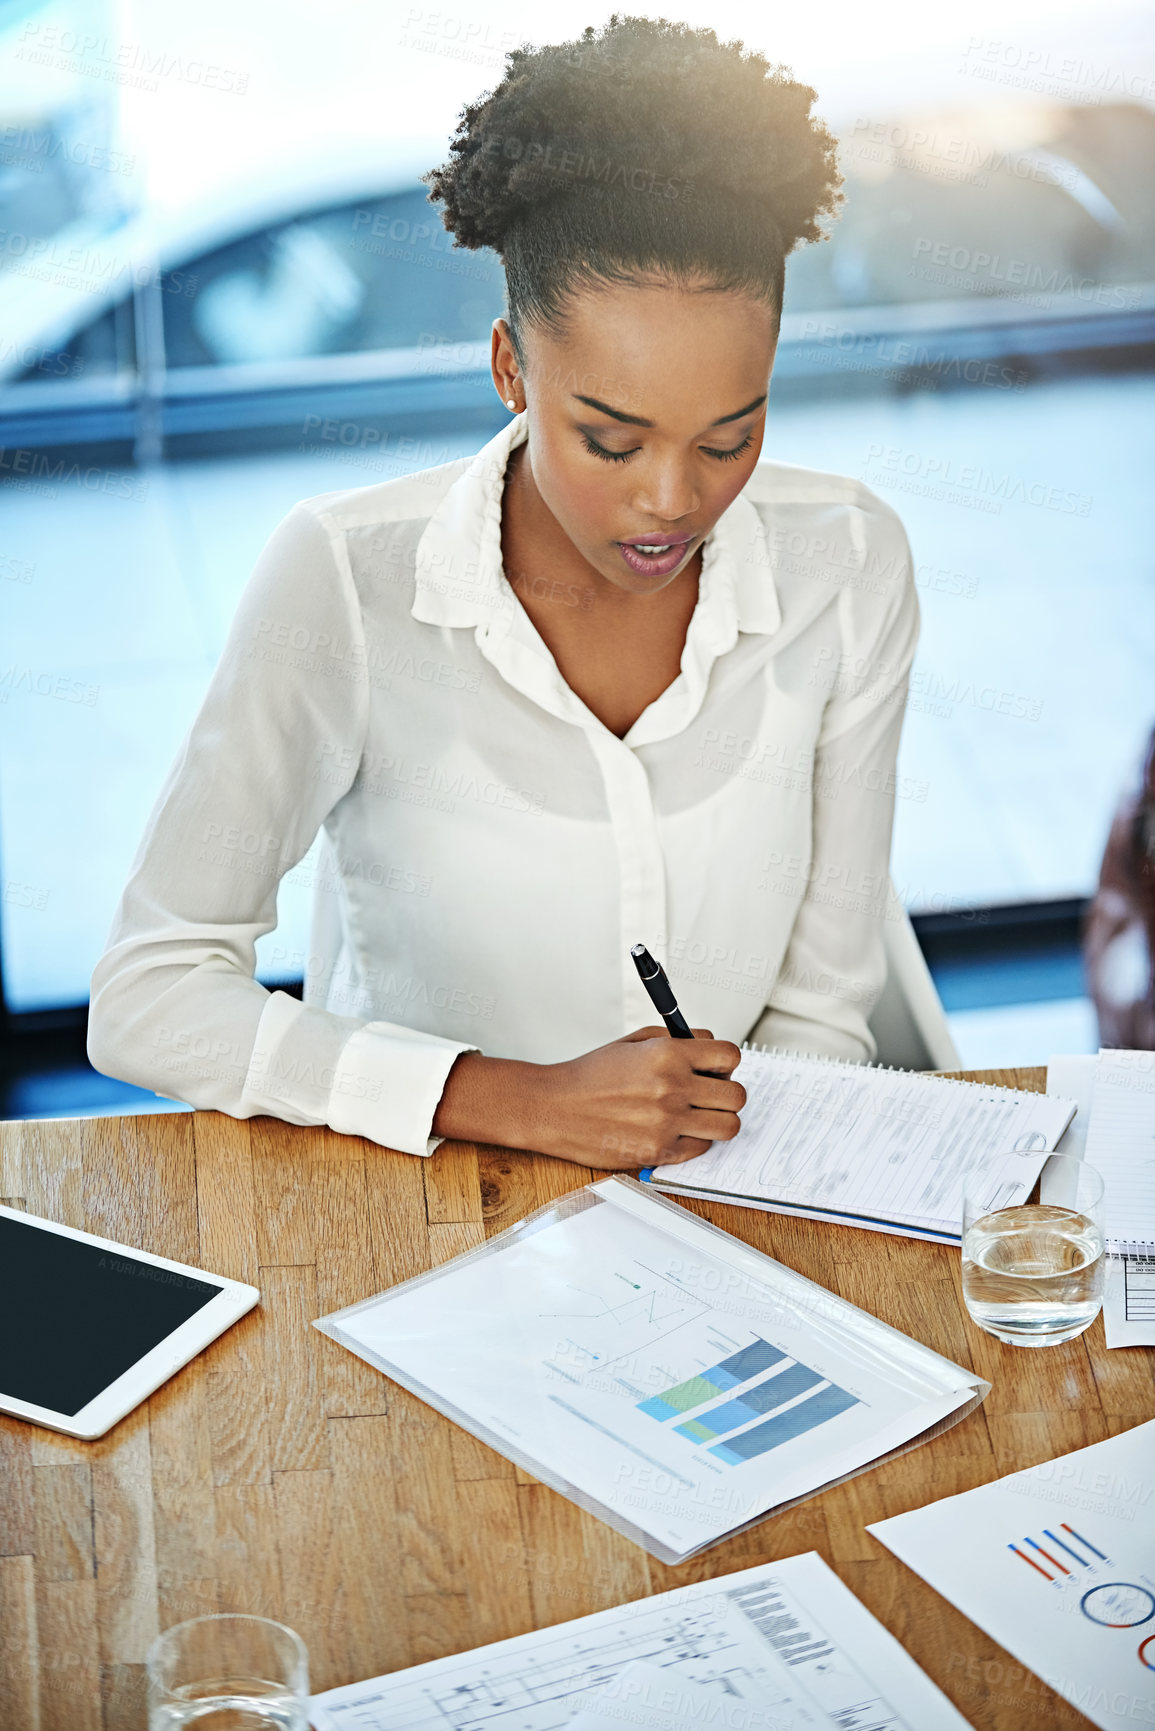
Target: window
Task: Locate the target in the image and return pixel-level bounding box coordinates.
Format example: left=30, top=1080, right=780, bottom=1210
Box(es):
left=160, top=189, right=506, bottom=366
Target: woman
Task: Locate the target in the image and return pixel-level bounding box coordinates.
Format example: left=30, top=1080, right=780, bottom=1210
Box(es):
left=88, top=17, right=919, bottom=1171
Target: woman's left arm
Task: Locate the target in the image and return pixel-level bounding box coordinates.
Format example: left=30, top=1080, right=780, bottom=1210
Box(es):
left=748, top=497, right=921, bottom=1061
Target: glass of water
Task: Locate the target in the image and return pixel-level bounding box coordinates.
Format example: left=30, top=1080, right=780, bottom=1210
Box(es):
left=146, top=1613, right=309, bottom=1730
left=961, top=1154, right=1105, bottom=1347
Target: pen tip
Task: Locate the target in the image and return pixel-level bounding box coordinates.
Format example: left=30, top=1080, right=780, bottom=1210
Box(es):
left=630, top=943, right=646, bottom=957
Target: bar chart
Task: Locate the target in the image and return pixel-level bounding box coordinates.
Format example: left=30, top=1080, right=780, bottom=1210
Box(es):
left=1008, top=1522, right=1110, bottom=1582
left=637, top=1337, right=861, bottom=1466
left=674, top=1362, right=827, bottom=1441
left=708, top=1385, right=861, bottom=1466
left=637, top=1338, right=785, bottom=1420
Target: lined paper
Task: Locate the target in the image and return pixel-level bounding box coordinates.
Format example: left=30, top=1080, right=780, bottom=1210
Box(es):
left=649, top=1047, right=1076, bottom=1239
left=1083, top=1048, right=1155, bottom=1255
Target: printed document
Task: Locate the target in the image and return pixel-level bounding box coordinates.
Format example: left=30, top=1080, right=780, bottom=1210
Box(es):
left=310, top=1550, right=971, bottom=1730
left=869, top=1421, right=1155, bottom=1731
left=648, top=1047, right=1073, bottom=1241
left=315, top=1180, right=986, bottom=1562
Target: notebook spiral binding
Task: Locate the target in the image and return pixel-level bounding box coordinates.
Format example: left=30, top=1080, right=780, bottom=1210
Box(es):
left=738, top=1039, right=1046, bottom=1102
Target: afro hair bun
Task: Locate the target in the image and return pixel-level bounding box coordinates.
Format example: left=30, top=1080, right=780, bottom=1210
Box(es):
left=423, top=14, right=842, bottom=259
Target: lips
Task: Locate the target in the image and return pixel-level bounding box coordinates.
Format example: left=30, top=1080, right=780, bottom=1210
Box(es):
left=616, top=534, right=697, bottom=577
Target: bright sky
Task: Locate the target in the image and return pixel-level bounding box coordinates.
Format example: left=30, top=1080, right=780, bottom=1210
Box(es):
left=3, top=0, right=1153, bottom=211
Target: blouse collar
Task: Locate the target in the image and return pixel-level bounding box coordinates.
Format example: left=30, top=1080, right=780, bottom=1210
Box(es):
left=410, top=410, right=781, bottom=743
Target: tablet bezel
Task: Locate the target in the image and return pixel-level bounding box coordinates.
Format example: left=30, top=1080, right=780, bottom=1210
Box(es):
left=0, top=1204, right=260, bottom=1439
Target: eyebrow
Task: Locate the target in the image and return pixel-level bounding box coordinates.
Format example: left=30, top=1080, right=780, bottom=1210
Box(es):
left=572, top=392, right=767, bottom=429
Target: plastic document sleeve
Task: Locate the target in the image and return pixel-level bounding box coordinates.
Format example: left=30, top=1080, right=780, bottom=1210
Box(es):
left=313, top=1177, right=989, bottom=1565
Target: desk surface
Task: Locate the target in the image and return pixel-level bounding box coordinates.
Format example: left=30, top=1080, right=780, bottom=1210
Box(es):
left=2, top=1068, right=1152, bottom=1730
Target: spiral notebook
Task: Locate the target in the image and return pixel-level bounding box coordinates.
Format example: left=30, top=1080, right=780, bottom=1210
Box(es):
left=1081, top=1048, right=1155, bottom=1257
left=641, top=1045, right=1077, bottom=1244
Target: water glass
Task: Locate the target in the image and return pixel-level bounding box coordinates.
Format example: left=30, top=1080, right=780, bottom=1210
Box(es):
left=146, top=1613, right=309, bottom=1730
left=961, top=1154, right=1105, bottom=1347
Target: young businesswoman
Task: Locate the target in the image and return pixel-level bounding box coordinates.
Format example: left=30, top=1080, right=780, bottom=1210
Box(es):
left=88, top=18, right=919, bottom=1172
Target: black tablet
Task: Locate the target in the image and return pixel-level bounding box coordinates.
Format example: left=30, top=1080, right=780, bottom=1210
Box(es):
left=0, top=1205, right=259, bottom=1438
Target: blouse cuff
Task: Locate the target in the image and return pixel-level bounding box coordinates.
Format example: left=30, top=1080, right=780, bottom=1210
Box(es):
left=240, top=991, right=477, bottom=1156
left=327, top=1023, right=479, bottom=1156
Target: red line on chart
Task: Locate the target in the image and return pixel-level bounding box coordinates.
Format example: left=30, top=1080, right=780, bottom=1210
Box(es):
left=1009, top=1545, right=1054, bottom=1580
left=1026, top=1539, right=1070, bottom=1575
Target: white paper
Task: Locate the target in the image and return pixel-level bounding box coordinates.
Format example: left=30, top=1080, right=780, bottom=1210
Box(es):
left=1046, top=1053, right=1155, bottom=1347
left=650, top=1047, right=1073, bottom=1239
left=1084, top=1049, right=1155, bottom=1254
left=318, top=1182, right=983, bottom=1559
left=309, top=1551, right=971, bottom=1730
left=1048, top=1052, right=1098, bottom=1161
left=1104, top=1254, right=1155, bottom=1349
left=869, top=1421, right=1155, bottom=1731
left=565, top=1662, right=777, bottom=1730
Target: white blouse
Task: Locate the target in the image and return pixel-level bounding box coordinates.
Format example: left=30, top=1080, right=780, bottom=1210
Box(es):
left=88, top=410, right=919, bottom=1157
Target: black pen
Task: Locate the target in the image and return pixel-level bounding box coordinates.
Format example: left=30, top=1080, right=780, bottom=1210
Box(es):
left=630, top=943, right=695, bottom=1039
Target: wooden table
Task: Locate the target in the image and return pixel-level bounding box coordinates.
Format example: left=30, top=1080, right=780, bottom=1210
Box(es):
left=2, top=1067, right=1152, bottom=1729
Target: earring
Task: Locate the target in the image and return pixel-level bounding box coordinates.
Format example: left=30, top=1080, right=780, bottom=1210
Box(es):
left=506, top=397, right=517, bottom=410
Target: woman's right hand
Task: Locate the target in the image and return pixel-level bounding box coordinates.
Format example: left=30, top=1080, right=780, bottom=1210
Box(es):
left=534, top=1024, right=747, bottom=1169
left=432, top=1027, right=746, bottom=1169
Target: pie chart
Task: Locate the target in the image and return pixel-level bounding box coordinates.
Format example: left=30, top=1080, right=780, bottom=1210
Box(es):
left=1080, top=1583, right=1155, bottom=1629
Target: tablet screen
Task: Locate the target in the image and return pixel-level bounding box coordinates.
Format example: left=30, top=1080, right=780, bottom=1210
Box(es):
left=0, top=1213, right=223, bottom=1416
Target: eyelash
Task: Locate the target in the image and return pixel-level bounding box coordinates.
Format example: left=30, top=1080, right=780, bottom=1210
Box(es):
left=582, top=435, right=754, bottom=465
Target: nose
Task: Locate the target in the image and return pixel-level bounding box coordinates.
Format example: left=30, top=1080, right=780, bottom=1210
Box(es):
left=629, top=458, right=700, bottom=525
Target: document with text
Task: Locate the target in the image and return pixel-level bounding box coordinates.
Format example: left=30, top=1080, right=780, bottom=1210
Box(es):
left=644, top=1046, right=1074, bottom=1243
left=310, top=1550, right=971, bottom=1730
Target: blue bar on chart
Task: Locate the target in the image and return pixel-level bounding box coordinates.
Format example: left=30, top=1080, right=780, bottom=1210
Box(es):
left=708, top=1383, right=860, bottom=1465
left=674, top=1363, right=825, bottom=1442
left=637, top=1337, right=786, bottom=1420
left=1008, top=1523, right=1112, bottom=1582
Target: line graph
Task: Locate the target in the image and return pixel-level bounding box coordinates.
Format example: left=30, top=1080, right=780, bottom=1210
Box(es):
left=539, top=1260, right=711, bottom=1383
left=541, top=1282, right=695, bottom=1331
